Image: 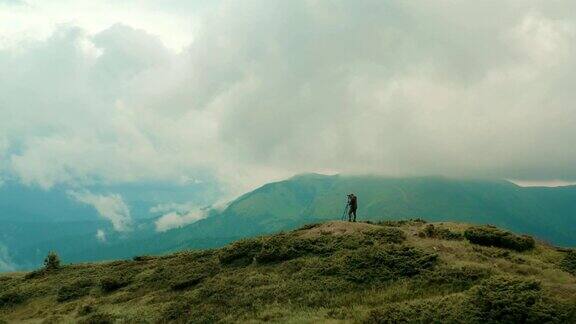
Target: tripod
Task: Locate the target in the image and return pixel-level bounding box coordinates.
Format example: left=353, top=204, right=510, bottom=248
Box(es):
left=340, top=202, right=349, bottom=221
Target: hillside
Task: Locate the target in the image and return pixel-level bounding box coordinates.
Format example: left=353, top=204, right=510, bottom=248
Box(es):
left=4, top=174, right=576, bottom=271
left=1, top=220, right=575, bottom=323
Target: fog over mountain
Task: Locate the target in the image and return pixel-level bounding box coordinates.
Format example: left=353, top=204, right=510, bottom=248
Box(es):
left=1, top=0, right=576, bottom=197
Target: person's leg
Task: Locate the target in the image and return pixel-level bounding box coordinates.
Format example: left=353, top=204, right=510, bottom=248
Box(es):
left=352, top=209, right=357, bottom=222
left=348, top=208, right=353, bottom=222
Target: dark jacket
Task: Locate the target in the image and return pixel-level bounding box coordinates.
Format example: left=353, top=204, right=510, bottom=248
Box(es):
left=348, top=195, right=357, bottom=210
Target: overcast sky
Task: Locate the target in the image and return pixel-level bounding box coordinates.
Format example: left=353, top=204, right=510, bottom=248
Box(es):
left=1, top=0, right=576, bottom=194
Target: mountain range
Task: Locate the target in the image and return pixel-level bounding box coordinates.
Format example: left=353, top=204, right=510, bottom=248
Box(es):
left=1, top=174, right=576, bottom=271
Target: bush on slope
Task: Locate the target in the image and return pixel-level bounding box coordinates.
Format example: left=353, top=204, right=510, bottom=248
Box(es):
left=464, top=225, right=535, bottom=251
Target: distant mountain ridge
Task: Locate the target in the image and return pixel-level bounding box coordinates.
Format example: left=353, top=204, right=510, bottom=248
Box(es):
left=171, top=174, right=576, bottom=247
left=2, top=174, right=576, bottom=271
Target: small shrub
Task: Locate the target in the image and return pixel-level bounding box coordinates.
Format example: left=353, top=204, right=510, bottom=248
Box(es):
left=469, top=276, right=563, bottom=323
left=363, top=227, right=406, bottom=244
left=314, top=234, right=364, bottom=252
left=163, top=300, right=191, bottom=320
left=99, top=277, right=130, bottom=293
left=170, top=275, right=204, bottom=291
left=464, top=225, right=535, bottom=251
left=367, top=276, right=576, bottom=323
left=418, top=224, right=463, bottom=240
left=339, top=245, right=438, bottom=283
left=528, top=298, right=576, bottom=323
left=255, top=235, right=305, bottom=263
left=57, top=279, right=93, bottom=302
left=416, top=265, right=491, bottom=291
left=78, top=304, right=95, bottom=316
left=561, top=250, right=576, bottom=276
left=474, top=276, right=576, bottom=322
left=0, top=290, right=26, bottom=308
left=44, top=251, right=61, bottom=270
left=132, top=255, right=156, bottom=262
left=472, top=246, right=511, bottom=259
left=366, top=294, right=470, bottom=323
left=377, top=219, right=426, bottom=227
left=24, top=269, right=45, bottom=280
left=254, top=234, right=353, bottom=263
left=218, top=238, right=263, bottom=266
left=418, top=224, right=434, bottom=238
left=163, top=298, right=222, bottom=322
left=0, top=277, right=11, bottom=294
left=78, top=313, right=115, bottom=324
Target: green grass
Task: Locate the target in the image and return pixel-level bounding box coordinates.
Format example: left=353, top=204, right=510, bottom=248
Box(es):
left=1, top=221, right=575, bottom=323
left=561, top=250, right=576, bottom=276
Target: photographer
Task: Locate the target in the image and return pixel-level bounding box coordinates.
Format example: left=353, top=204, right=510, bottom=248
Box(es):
left=347, top=193, right=358, bottom=222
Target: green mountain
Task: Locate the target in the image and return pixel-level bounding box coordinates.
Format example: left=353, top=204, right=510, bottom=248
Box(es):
left=1, top=220, right=575, bottom=322
left=147, top=174, right=576, bottom=251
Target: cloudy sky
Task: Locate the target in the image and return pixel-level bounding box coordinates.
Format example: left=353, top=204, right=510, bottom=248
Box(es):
left=1, top=0, right=576, bottom=195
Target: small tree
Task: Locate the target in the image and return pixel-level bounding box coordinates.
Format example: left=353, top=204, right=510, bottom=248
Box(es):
left=44, top=251, right=61, bottom=270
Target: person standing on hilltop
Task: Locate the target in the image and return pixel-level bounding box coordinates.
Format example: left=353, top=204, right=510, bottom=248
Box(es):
left=347, top=193, right=358, bottom=222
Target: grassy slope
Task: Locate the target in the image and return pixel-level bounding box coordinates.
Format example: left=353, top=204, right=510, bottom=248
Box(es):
left=1, top=221, right=575, bottom=323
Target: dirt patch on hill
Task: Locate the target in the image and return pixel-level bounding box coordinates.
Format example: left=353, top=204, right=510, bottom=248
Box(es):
left=297, top=221, right=382, bottom=238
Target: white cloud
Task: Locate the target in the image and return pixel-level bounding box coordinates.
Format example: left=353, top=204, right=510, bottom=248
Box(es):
left=69, top=191, right=132, bottom=232
left=509, top=179, right=576, bottom=187
left=155, top=209, right=206, bottom=232
left=0, top=0, right=197, bottom=51
left=150, top=202, right=197, bottom=214
left=2, top=0, right=576, bottom=195
left=96, top=229, right=107, bottom=242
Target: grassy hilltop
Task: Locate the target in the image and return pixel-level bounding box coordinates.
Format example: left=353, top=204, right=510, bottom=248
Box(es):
left=1, top=220, right=576, bottom=323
